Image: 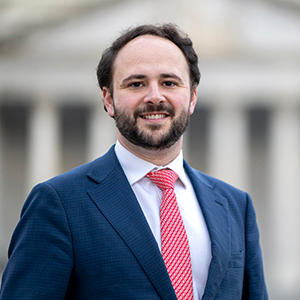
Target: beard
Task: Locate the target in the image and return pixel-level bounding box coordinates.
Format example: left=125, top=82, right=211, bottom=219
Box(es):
left=113, top=103, right=190, bottom=150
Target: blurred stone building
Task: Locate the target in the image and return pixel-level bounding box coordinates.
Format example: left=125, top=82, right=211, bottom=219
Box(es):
left=1, top=0, right=300, bottom=299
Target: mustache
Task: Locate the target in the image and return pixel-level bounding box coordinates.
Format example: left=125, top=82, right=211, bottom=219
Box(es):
left=133, top=104, right=175, bottom=119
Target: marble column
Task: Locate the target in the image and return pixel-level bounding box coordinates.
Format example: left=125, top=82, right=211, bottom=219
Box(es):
left=87, top=101, right=116, bottom=162
left=207, top=98, right=249, bottom=191
left=182, top=126, right=191, bottom=163
left=267, top=99, right=300, bottom=297
left=0, top=116, right=5, bottom=263
left=27, top=98, right=61, bottom=191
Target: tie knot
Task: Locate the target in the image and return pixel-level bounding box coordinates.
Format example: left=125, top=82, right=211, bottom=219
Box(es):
left=146, top=169, right=178, bottom=191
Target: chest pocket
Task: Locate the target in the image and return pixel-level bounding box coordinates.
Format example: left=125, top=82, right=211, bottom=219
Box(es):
left=228, top=251, right=244, bottom=268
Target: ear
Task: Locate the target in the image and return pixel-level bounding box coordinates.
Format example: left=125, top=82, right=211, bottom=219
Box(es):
left=103, top=87, right=115, bottom=117
left=189, top=86, right=198, bottom=115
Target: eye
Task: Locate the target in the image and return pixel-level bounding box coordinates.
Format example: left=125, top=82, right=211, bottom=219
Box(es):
left=163, top=81, right=176, bottom=87
left=130, top=82, right=143, bottom=88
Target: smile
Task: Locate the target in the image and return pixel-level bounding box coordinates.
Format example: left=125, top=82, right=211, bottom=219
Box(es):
left=141, top=114, right=167, bottom=120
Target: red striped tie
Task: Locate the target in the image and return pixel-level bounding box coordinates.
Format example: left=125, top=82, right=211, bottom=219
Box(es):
left=147, top=169, right=193, bottom=300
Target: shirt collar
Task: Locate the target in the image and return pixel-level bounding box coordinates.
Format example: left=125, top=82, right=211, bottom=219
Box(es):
left=115, top=140, right=188, bottom=189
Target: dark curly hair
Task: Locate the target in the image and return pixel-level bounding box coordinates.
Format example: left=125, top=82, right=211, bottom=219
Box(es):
left=96, top=23, right=200, bottom=98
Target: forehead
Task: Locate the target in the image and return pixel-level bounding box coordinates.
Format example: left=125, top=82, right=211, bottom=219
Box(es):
left=113, top=35, right=189, bottom=76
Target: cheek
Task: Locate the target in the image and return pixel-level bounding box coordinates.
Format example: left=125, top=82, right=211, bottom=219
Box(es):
left=114, top=93, right=141, bottom=111
left=173, top=97, right=192, bottom=115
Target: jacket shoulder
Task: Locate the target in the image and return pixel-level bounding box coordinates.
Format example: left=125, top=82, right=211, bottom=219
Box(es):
left=184, top=161, right=249, bottom=206
left=37, top=145, right=118, bottom=194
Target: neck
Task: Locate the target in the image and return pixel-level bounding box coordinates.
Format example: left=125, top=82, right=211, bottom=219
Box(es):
left=118, top=136, right=183, bottom=166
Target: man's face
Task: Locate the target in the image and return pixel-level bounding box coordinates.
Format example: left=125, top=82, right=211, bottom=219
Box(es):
left=103, top=35, right=197, bottom=150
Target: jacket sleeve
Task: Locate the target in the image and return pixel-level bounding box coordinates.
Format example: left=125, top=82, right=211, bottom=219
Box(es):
left=0, top=182, right=73, bottom=300
left=242, top=193, right=268, bottom=299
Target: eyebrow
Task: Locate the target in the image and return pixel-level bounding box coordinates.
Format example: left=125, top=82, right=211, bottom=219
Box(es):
left=121, top=74, right=147, bottom=85
left=121, top=73, right=184, bottom=85
left=160, top=73, right=184, bottom=84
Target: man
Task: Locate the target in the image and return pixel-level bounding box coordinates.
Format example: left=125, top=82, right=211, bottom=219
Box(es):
left=0, top=23, right=268, bottom=299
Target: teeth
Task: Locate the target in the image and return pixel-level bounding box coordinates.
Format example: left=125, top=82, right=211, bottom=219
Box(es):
left=143, top=114, right=166, bottom=120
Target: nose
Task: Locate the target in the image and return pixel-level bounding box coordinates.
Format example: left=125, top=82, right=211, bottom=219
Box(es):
left=143, top=83, right=165, bottom=105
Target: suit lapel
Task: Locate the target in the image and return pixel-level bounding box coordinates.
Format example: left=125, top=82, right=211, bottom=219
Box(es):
left=86, top=148, right=230, bottom=299
left=184, top=161, right=230, bottom=300
left=86, top=147, right=177, bottom=300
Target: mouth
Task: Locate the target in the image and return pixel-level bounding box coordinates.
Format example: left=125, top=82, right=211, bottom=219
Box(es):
left=141, top=113, right=168, bottom=120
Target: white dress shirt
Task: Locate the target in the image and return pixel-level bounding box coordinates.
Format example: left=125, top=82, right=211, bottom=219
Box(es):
left=115, top=141, right=212, bottom=299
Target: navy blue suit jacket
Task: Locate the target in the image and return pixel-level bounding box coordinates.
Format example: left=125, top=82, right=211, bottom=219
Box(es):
left=0, top=146, right=268, bottom=299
